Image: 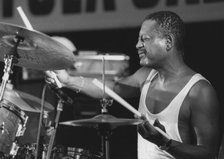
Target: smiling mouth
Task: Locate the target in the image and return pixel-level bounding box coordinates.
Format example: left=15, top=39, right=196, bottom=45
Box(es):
left=139, top=53, right=145, bottom=58
left=138, top=51, right=146, bottom=58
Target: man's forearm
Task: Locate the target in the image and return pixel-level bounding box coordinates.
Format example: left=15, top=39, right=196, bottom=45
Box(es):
left=167, top=140, right=217, bottom=159
left=64, top=76, right=115, bottom=98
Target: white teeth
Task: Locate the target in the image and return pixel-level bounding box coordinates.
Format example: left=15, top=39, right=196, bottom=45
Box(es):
left=139, top=54, right=145, bottom=58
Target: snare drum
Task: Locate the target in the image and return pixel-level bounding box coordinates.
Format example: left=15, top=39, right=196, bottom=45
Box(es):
left=0, top=100, right=28, bottom=156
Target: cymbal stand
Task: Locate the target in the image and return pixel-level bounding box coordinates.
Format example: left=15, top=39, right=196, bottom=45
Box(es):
left=46, top=99, right=64, bottom=159
left=101, top=56, right=107, bottom=113
left=100, top=56, right=113, bottom=113
left=35, top=85, right=48, bottom=159
left=99, top=56, right=113, bottom=159
left=0, top=35, right=23, bottom=102
left=0, top=35, right=24, bottom=158
left=97, top=124, right=113, bottom=159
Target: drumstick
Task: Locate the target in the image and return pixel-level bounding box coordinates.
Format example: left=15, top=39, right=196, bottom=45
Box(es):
left=17, top=6, right=62, bottom=88
left=17, top=6, right=33, bottom=30
left=92, top=78, right=171, bottom=140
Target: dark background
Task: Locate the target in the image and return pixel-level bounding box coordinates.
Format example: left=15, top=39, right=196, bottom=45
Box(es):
left=1, top=20, right=224, bottom=159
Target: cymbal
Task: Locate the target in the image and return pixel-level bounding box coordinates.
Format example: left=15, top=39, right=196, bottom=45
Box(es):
left=60, top=114, right=142, bottom=129
left=0, top=22, right=75, bottom=70
left=16, top=90, right=54, bottom=112
left=3, top=83, right=54, bottom=112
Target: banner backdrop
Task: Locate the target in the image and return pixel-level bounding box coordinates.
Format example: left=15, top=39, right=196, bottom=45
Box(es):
left=0, top=0, right=224, bottom=32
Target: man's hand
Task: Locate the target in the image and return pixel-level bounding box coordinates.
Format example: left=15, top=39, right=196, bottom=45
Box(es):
left=137, top=116, right=170, bottom=147
left=45, top=70, right=70, bottom=87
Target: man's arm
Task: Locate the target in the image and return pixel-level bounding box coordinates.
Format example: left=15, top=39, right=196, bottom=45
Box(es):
left=167, top=80, right=220, bottom=159
left=46, top=67, right=151, bottom=99
left=138, top=80, right=220, bottom=159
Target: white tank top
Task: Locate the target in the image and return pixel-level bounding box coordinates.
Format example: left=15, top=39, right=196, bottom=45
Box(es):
left=138, top=69, right=207, bottom=159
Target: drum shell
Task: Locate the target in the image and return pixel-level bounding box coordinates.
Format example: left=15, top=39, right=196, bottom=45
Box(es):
left=0, top=100, right=27, bottom=154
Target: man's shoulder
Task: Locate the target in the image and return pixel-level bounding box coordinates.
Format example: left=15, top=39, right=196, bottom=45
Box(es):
left=188, top=76, right=219, bottom=111
left=135, top=66, right=153, bottom=76
left=132, top=67, right=156, bottom=88
left=189, top=76, right=213, bottom=98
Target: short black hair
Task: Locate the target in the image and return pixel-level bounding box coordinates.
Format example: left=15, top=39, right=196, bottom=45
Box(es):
left=144, top=11, right=185, bottom=53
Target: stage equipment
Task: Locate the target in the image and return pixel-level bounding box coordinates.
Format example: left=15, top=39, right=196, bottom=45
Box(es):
left=0, top=22, right=75, bottom=71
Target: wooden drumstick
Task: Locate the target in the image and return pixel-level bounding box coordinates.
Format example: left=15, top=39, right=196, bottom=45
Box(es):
left=92, top=78, right=171, bottom=140
left=17, top=6, right=33, bottom=30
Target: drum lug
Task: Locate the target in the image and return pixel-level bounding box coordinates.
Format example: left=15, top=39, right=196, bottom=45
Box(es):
left=9, top=141, right=19, bottom=157
left=0, top=122, right=5, bottom=134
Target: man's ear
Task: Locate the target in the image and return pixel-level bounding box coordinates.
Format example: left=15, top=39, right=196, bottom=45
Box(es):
left=165, top=34, right=173, bottom=51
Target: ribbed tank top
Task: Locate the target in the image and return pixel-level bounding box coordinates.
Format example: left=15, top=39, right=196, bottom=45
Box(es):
left=137, top=69, right=207, bottom=159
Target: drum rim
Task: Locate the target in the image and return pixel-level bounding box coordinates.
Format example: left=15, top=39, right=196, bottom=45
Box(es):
left=0, top=100, right=27, bottom=124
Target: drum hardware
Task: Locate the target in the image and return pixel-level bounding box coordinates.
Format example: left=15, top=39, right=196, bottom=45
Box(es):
left=0, top=16, right=79, bottom=158
left=45, top=62, right=72, bottom=159
left=10, top=104, right=28, bottom=158
left=0, top=16, right=135, bottom=159
left=9, top=141, right=20, bottom=157
left=0, top=31, right=27, bottom=158
left=45, top=99, right=64, bottom=159
left=0, top=122, right=5, bottom=134
left=100, top=56, right=112, bottom=159
left=0, top=100, right=28, bottom=158
left=60, top=114, right=142, bottom=159
left=0, top=22, right=76, bottom=70
left=0, top=34, right=24, bottom=103
left=2, top=83, right=54, bottom=113
left=59, top=56, right=142, bottom=159
left=16, top=115, right=28, bottom=137
left=35, top=84, right=49, bottom=159
left=0, top=21, right=74, bottom=158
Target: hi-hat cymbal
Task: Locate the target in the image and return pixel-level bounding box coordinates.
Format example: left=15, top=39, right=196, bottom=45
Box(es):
left=0, top=22, right=75, bottom=70
left=60, top=114, right=142, bottom=129
left=3, top=83, right=54, bottom=112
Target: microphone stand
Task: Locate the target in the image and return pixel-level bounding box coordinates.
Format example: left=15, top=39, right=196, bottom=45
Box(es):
left=35, top=85, right=48, bottom=159
left=45, top=97, right=64, bottom=159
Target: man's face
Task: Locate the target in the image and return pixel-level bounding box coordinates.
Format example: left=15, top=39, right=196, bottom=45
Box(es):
left=136, top=20, right=167, bottom=67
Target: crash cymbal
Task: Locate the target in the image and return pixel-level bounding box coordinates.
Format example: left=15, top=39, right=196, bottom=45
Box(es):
left=0, top=22, right=75, bottom=70
left=60, top=114, right=142, bottom=128
left=16, top=90, right=54, bottom=112
left=3, top=83, right=54, bottom=112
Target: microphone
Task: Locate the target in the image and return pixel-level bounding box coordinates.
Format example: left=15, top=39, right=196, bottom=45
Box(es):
left=47, top=83, right=73, bottom=105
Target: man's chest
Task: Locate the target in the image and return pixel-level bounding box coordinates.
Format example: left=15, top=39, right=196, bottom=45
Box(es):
left=145, top=77, right=190, bottom=115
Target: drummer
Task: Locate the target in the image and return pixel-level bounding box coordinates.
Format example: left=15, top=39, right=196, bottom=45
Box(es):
left=46, top=11, right=221, bottom=159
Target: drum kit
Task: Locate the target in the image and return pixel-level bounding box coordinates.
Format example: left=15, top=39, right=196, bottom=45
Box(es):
left=0, top=22, right=143, bottom=159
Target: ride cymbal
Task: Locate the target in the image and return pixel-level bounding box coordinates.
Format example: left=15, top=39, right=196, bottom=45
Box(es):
left=60, top=114, right=142, bottom=129
left=0, top=22, right=75, bottom=70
